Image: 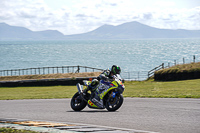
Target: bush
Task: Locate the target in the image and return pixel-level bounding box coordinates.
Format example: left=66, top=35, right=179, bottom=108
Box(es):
left=154, top=62, right=200, bottom=81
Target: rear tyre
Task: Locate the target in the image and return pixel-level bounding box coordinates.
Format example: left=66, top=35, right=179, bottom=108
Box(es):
left=105, top=94, right=123, bottom=111
left=70, top=92, right=87, bottom=111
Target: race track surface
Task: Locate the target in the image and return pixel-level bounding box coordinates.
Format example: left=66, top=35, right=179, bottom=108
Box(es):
left=0, top=98, right=199, bottom=133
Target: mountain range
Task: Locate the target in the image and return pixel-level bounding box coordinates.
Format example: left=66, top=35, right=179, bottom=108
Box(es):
left=0, top=21, right=200, bottom=40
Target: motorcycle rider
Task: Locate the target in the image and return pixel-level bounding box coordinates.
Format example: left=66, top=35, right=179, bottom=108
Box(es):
left=85, top=65, right=121, bottom=108
left=87, top=65, right=121, bottom=91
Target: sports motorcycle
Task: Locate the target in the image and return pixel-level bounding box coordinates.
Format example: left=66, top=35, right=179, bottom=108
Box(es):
left=70, top=74, right=125, bottom=111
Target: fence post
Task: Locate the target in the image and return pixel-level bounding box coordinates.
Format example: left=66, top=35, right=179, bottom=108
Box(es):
left=62, top=66, right=64, bottom=73
left=77, top=66, right=80, bottom=73
left=193, top=55, right=195, bottom=63
left=162, top=63, right=164, bottom=69
left=56, top=67, right=58, bottom=73
left=43, top=68, right=45, bottom=75
left=183, top=58, right=185, bottom=64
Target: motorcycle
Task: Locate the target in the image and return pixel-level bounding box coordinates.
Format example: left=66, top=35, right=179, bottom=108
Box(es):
left=70, top=74, right=125, bottom=111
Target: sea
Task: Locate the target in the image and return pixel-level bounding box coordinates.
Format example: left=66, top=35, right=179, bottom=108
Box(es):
left=0, top=39, right=200, bottom=79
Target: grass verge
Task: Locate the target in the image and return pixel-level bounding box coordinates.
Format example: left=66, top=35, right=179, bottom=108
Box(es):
left=0, top=127, right=38, bottom=133
left=0, top=79, right=200, bottom=100
left=124, top=79, right=200, bottom=98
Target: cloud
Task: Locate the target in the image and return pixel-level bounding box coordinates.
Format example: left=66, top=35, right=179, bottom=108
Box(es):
left=0, top=0, right=200, bottom=35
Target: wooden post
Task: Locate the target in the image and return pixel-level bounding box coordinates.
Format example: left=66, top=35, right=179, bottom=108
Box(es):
left=193, top=55, right=195, bottom=63
left=183, top=58, right=185, bottom=64
left=77, top=66, right=80, bottom=73
left=57, top=67, right=59, bottom=73
left=62, top=66, right=64, bottom=73
left=43, top=68, right=45, bottom=75
left=162, top=63, right=164, bottom=69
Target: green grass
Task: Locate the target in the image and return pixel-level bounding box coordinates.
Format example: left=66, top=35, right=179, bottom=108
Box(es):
left=123, top=79, right=200, bottom=98
left=0, top=79, right=200, bottom=100
left=0, top=86, right=77, bottom=100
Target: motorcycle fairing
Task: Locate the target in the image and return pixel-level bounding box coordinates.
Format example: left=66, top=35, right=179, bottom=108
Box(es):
left=84, top=81, right=91, bottom=86
left=99, top=80, right=120, bottom=99
left=88, top=100, right=98, bottom=108
left=99, top=86, right=116, bottom=99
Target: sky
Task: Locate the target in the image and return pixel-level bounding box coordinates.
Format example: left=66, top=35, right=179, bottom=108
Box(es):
left=0, top=0, right=200, bottom=35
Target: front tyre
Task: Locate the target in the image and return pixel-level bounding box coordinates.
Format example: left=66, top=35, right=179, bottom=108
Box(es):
left=70, top=92, right=87, bottom=111
left=105, top=94, right=123, bottom=111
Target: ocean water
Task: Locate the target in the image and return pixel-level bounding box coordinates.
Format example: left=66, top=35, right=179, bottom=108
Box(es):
left=0, top=39, right=200, bottom=74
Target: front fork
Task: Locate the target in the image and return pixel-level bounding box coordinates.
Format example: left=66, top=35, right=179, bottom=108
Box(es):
left=76, top=83, right=88, bottom=102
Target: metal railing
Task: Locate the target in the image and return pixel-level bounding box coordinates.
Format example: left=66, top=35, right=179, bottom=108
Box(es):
left=148, top=63, right=164, bottom=78
left=121, top=71, right=148, bottom=81
left=0, top=65, right=103, bottom=77
left=147, top=55, right=199, bottom=78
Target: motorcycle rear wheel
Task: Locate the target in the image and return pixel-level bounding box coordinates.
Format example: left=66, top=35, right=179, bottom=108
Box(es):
left=105, top=94, right=123, bottom=111
left=71, top=92, right=87, bottom=111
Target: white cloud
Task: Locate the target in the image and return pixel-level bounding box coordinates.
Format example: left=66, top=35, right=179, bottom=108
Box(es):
left=0, top=0, right=200, bottom=35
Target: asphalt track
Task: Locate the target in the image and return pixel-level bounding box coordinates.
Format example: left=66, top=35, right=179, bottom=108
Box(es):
left=0, top=98, right=200, bottom=133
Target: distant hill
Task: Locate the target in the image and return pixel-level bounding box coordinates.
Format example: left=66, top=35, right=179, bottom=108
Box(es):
left=0, top=23, right=65, bottom=40
left=1, top=21, right=200, bottom=40
left=66, top=21, right=200, bottom=39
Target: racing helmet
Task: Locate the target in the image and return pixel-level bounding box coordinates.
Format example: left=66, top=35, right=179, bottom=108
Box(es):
left=111, top=65, right=121, bottom=75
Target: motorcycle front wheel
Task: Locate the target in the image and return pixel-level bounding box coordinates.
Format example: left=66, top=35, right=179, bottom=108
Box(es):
left=70, top=92, right=87, bottom=111
left=105, top=94, right=123, bottom=111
